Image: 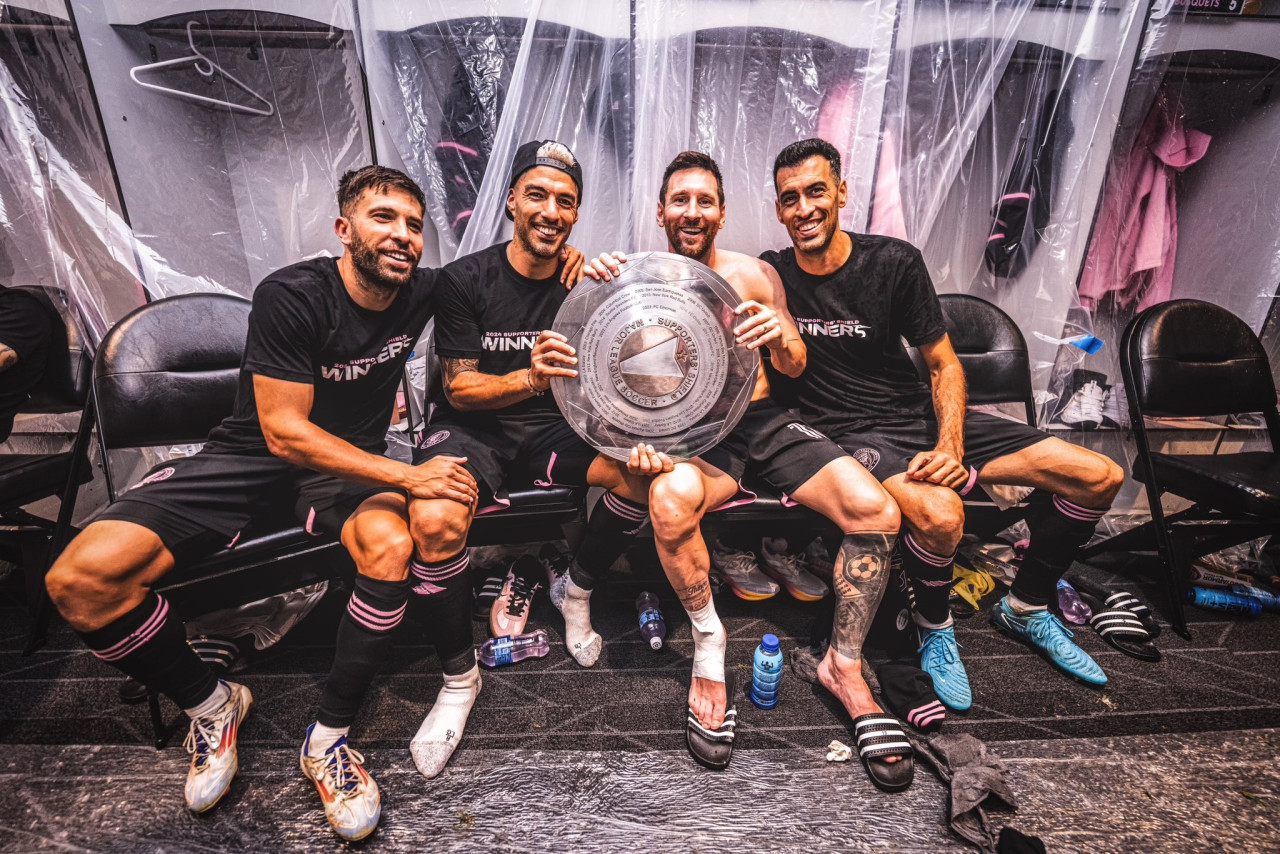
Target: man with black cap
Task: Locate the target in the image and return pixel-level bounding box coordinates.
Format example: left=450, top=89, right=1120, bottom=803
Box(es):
left=408, top=141, right=668, bottom=770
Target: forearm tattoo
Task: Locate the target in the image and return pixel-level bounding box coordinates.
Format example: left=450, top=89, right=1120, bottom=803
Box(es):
left=830, top=532, right=896, bottom=660
left=441, top=357, right=479, bottom=385
left=676, top=578, right=712, bottom=611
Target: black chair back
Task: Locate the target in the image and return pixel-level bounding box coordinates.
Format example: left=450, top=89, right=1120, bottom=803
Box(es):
left=909, top=293, right=1037, bottom=425
left=12, top=286, right=91, bottom=413
left=94, top=293, right=251, bottom=450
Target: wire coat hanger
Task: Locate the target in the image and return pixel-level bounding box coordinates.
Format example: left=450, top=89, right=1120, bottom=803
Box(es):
left=129, top=21, right=275, bottom=117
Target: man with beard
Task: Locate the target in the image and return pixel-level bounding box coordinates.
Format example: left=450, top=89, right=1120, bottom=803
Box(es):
left=591, top=152, right=907, bottom=787
left=764, top=138, right=1124, bottom=708
left=411, top=140, right=670, bottom=708
left=45, top=167, right=533, bottom=841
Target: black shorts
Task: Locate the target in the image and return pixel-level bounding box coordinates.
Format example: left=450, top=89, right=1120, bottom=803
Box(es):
left=701, top=399, right=847, bottom=499
left=94, top=451, right=393, bottom=560
left=413, top=412, right=595, bottom=513
left=823, top=412, right=1049, bottom=496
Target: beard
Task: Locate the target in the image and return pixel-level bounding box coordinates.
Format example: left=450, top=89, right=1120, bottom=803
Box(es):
left=514, top=216, right=567, bottom=260
left=349, top=227, right=414, bottom=293
left=665, top=219, right=719, bottom=262
left=790, top=213, right=839, bottom=255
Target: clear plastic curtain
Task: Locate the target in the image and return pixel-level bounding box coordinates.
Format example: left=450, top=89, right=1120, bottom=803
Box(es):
left=360, top=0, right=634, bottom=265
left=875, top=0, right=1154, bottom=409
left=0, top=1, right=141, bottom=343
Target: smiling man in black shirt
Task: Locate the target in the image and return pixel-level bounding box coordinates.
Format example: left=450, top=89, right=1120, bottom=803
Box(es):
left=45, top=167, right=475, bottom=842
left=763, top=139, right=1125, bottom=708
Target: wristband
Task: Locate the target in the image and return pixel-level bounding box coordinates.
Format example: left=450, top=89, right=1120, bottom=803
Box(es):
left=526, top=368, right=544, bottom=396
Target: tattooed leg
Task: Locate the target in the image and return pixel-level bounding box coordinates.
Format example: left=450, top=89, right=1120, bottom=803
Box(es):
left=649, top=462, right=738, bottom=730
left=817, top=531, right=901, bottom=756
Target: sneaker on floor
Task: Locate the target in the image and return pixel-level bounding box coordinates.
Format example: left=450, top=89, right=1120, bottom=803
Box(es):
left=802, top=538, right=835, bottom=584
left=300, top=725, right=381, bottom=841
left=472, top=571, right=505, bottom=622
left=183, top=680, right=253, bottom=813
left=1060, top=380, right=1106, bottom=430
left=991, top=598, right=1107, bottom=686
left=490, top=554, right=543, bottom=637
left=540, top=542, right=572, bottom=611
left=760, top=537, right=828, bottom=601
left=711, top=542, right=779, bottom=601
left=917, top=625, right=972, bottom=711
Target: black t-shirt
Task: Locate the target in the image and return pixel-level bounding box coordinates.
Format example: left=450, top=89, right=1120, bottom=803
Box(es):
left=432, top=242, right=568, bottom=425
left=204, top=257, right=437, bottom=455
left=761, top=232, right=945, bottom=430
left=0, top=287, right=55, bottom=442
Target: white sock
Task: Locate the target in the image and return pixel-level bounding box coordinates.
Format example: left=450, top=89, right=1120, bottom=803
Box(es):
left=1005, top=591, right=1046, bottom=614
left=184, top=681, right=230, bottom=721
left=410, top=664, right=481, bottom=778
left=688, top=599, right=726, bottom=684
left=913, top=612, right=955, bottom=631
left=306, top=722, right=349, bottom=758
left=561, top=576, right=602, bottom=667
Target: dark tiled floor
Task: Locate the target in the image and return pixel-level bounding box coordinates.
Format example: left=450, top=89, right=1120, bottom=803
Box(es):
left=3, top=548, right=1279, bottom=851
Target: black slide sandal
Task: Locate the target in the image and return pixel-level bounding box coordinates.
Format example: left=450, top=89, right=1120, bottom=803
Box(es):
left=852, top=714, right=915, bottom=793
left=1079, top=591, right=1161, bottom=662
left=686, top=671, right=737, bottom=770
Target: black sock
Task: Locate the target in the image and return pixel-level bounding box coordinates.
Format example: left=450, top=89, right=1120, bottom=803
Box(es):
left=409, top=552, right=476, bottom=676
left=901, top=531, right=955, bottom=626
left=79, top=593, right=217, bottom=710
left=1012, top=495, right=1106, bottom=607
left=317, top=573, right=410, bottom=728
left=570, top=492, right=647, bottom=590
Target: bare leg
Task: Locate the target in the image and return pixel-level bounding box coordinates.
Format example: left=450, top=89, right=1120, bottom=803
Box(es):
left=648, top=460, right=739, bottom=730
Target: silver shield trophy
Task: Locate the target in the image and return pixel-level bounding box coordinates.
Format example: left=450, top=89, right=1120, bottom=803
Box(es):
left=550, top=251, right=758, bottom=462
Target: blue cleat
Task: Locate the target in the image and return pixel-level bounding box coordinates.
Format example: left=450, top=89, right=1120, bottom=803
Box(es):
left=992, top=598, right=1108, bottom=686
left=918, top=625, right=973, bottom=711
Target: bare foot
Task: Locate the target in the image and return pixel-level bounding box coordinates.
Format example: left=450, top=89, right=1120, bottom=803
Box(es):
left=817, top=648, right=901, bottom=764
left=689, top=676, right=727, bottom=730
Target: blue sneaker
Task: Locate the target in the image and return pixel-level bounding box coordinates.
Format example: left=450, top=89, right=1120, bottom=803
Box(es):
left=992, top=598, right=1108, bottom=686
left=917, top=625, right=972, bottom=711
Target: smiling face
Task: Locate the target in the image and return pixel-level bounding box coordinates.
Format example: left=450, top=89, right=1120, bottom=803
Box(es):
left=508, top=165, right=579, bottom=261
left=658, top=167, right=723, bottom=263
left=338, top=186, right=424, bottom=291
left=774, top=154, right=847, bottom=259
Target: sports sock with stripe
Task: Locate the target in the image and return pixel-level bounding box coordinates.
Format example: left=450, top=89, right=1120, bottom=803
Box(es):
left=1012, top=496, right=1107, bottom=607
left=317, top=573, right=411, bottom=728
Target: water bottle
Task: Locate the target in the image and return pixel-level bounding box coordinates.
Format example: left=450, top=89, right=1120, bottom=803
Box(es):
left=1188, top=586, right=1262, bottom=618
left=479, top=630, right=551, bottom=667
left=636, top=592, right=667, bottom=650
left=1056, top=579, right=1092, bottom=625
left=1230, top=584, right=1280, bottom=613
left=750, top=633, right=784, bottom=710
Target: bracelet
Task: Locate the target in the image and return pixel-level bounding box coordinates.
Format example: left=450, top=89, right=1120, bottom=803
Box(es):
left=526, top=368, right=544, bottom=396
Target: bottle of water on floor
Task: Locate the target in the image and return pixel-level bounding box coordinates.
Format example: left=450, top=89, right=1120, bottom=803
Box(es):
left=1188, top=586, right=1262, bottom=618
left=1056, top=579, right=1092, bottom=625
left=479, top=630, right=551, bottom=667
left=750, top=633, right=783, bottom=709
left=636, top=592, right=667, bottom=650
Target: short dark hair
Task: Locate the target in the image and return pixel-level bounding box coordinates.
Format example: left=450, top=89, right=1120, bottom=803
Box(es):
left=772, top=139, right=841, bottom=189
left=337, top=165, right=425, bottom=218
left=659, top=151, right=725, bottom=205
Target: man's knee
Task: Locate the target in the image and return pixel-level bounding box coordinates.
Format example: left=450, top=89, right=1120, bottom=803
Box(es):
left=345, top=512, right=416, bottom=580
left=648, top=466, right=706, bottom=543
left=46, top=523, right=163, bottom=627
left=903, top=490, right=965, bottom=549
left=836, top=478, right=901, bottom=534
left=407, top=499, right=472, bottom=559
left=1088, top=454, right=1125, bottom=504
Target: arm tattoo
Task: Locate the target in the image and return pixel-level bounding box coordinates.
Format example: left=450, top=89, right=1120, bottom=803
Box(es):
left=0, top=344, right=16, bottom=372
left=441, top=357, right=479, bottom=386
left=830, top=532, right=895, bottom=660
left=676, top=579, right=712, bottom=611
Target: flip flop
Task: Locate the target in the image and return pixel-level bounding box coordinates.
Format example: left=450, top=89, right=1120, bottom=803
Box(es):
left=685, top=671, right=737, bottom=770
left=852, top=714, right=915, bottom=793
left=1078, top=590, right=1161, bottom=662
left=1069, top=576, right=1162, bottom=639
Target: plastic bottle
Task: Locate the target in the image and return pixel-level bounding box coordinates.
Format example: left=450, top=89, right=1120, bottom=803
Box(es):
left=1229, top=584, right=1280, bottom=613
left=750, top=633, right=784, bottom=710
left=1187, top=586, right=1262, bottom=618
left=479, top=630, right=551, bottom=667
left=635, top=592, right=667, bottom=650
left=1056, top=579, right=1092, bottom=625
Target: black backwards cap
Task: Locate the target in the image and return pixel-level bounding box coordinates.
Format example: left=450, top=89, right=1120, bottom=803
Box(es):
left=505, top=139, right=583, bottom=220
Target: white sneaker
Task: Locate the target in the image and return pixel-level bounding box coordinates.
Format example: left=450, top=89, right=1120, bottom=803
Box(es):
left=710, top=542, right=779, bottom=601
left=183, top=680, right=253, bottom=813
left=300, top=725, right=382, bottom=841
left=759, top=538, right=828, bottom=601
left=1100, top=383, right=1124, bottom=428
left=1060, top=380, right=1106, bottom=430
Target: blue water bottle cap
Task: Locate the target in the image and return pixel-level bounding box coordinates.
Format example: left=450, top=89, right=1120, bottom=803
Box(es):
left=761, top=633, right=779, bottom=653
